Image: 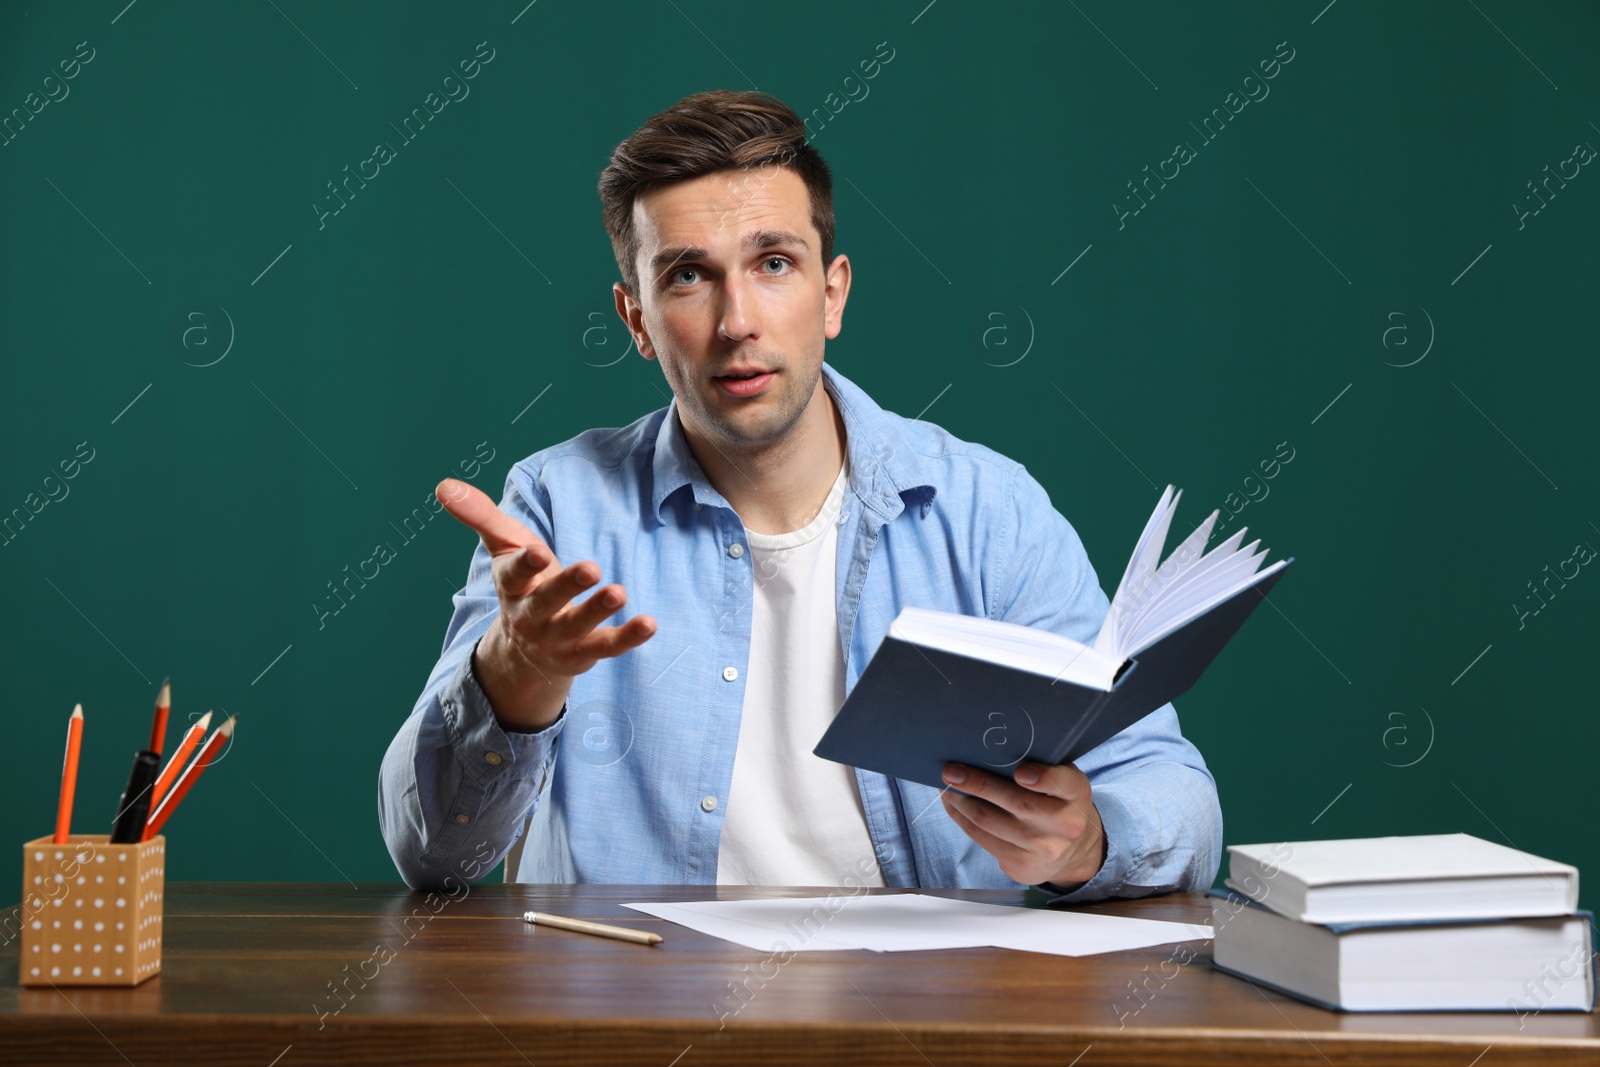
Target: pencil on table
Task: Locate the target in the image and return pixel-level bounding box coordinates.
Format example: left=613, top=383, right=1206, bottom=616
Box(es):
left=53, top=704, right=84, bottom=844
left=150, top=709, right=212, bottom=809
left=148, top=678, right=171, bottom=757
left=142, top=714, right=235, bottom=840
left=523, top=911, right=662, bottom=946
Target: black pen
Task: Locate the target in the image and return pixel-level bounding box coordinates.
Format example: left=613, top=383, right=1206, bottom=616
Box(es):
left=108, top=750, right=160, bottom=844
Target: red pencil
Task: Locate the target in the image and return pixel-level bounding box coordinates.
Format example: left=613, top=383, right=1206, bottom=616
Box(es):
left=142, top=714, right=234, bottom=840
left=148, top=677, right=171, bottom=757
left=54, top=704, right=84, bottom=844
left=150, top=709, right=212, bottom=809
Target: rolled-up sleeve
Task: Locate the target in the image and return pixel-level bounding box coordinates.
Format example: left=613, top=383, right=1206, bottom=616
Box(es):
left=990, top=466, right=1224, bottom=902
left=378, top=466, right=571, bottom=890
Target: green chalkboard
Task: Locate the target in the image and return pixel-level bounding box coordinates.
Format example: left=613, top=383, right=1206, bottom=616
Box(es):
left=2, top=1, right=1596, bottom=910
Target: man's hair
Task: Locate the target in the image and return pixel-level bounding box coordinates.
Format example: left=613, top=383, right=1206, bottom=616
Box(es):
left=598, top=89, right=835, bottom=298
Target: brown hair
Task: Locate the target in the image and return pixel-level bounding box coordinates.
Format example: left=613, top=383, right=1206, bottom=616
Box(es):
left=598, top=89, right=835, bottom=298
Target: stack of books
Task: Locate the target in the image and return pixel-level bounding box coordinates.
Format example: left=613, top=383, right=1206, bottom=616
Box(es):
left=1209, top=833, right=1596, bottom=1013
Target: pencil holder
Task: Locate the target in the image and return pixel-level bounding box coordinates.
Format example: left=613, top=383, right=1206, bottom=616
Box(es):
left=17, top=834, right=165, bottom=987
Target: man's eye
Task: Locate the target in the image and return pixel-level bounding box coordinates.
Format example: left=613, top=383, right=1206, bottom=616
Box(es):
left=763, top=256, right=791, bottom=274
left=672, top=268, right=699, bottom=286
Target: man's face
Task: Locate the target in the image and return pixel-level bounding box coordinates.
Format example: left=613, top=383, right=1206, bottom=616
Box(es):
left=615, top=165, right=849, bottom=451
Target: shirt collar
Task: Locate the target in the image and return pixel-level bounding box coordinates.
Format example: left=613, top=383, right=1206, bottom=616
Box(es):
left=649, top=361, right=936, bottom=527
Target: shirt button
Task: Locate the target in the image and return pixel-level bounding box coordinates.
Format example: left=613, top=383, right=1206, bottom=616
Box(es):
left=728, top=543, right=744, bottom=559
left=484, top=751, right=503, bottom=766
left=701, top=795, right=718, bottom=813
left=722, top=666, right=739, bottom=682
left=694, top=502, right=703, bottom=510
left=454, top=813, right=470, bottom=825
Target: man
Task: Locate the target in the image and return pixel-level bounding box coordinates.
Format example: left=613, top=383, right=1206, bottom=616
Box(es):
left=378, top=89, right=1222, bottom=898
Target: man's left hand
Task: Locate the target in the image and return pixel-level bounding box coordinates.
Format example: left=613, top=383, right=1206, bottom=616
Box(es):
left=940, top=760, right=1106, bottom=888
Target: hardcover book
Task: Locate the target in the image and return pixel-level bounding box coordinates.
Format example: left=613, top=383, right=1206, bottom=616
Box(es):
left=815, top=485, right=1292, bottom=788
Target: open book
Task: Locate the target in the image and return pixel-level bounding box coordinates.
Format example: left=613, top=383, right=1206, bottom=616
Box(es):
left=883, top=485, right=1291, bottom=691
left=814, top=485, right=1294, bottom=788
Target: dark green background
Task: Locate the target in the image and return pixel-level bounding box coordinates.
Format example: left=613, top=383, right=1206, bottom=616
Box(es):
left=3, top=1, right=1595, bottom=906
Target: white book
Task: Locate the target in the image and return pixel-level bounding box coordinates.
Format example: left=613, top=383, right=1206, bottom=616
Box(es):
left=883, top=485, right=1289, bottom=692
left=1227, top=833, right=1580, bottom=924
left=1211, top=891, right=1596, bottom=1013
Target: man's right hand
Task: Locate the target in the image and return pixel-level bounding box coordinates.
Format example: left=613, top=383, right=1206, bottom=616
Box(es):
left=436, top=478, right=657, bottom=732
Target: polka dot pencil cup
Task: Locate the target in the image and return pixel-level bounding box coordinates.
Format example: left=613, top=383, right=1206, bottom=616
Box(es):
left=19, top=834, right=165, bottom=986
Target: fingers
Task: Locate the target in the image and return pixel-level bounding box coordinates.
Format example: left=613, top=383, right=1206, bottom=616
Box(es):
left=435, top=474, right=654, bottom=669
left=940, top=793, right=1028, bottom=867
left=506, top=559, right=642, bottom=645
left=494, top=544, right=551, bottom=599
left=1012, top=761, right=1092, bottom=804
left=437, top=477, right=557, bottom=599
left=503, top=560, right=655, bottom=656
left=528, top=560, right=605, bottom=624
left=942, top=763, right=1041, bottom=820
left=579, top=614, right=658, bottom=658
left=941, top=788, right=1035, bottom=852
left=534, top=615, right=658, bottom=674
left=437, top=478, right=551, bottom=559
left=940, top=761, right=1104, bottom=887
left=544, top=579, right=630, bottom=643
left=942, top=790, right=1095, bottom=887
left=941, top=761, right=1092, bottom=850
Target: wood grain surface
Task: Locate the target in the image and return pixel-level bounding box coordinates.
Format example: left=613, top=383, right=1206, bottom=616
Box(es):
left=1, top=883, right=1595, bottom=1066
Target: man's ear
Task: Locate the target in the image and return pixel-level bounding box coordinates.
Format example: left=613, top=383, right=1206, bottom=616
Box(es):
left=824, top=253, right=851, bottom=341
left=613, top=281, right=656, bottom=360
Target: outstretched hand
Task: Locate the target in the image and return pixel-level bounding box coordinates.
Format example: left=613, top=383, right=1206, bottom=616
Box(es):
left=437, top=478, right=656, bottom=725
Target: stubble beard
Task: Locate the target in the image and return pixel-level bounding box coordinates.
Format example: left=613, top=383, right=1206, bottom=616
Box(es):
left=677, top=353, right=820, bottom=458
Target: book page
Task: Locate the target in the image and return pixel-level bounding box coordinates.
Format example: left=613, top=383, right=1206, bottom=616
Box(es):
left=1098, top=509, right=1223, bottom=659
left=1123, top=557, right=1288, bottom=656
left=1127, top=535, right=1263, bottom=632
left=1091, top=487, right=1287, bottom=662
left=888, top=608, right=1121, bottom=689
left=1095, top=486, right=1180, bottom=659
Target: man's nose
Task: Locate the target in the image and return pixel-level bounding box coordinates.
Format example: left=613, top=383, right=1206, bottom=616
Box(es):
left=716, top=273, right=758, bottom=342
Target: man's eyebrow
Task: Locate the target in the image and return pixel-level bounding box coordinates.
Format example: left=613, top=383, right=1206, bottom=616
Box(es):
left=650, top=230, right=810, bottom=276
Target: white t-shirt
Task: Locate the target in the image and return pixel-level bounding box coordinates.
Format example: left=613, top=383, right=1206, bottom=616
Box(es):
left=715, top=456, right=887, bottom=887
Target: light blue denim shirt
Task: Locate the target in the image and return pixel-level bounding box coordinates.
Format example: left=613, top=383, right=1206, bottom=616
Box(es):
left=378, top=362, right=1223, bottom=900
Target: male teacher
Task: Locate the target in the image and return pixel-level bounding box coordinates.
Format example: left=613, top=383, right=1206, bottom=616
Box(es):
left=379, top=89, right=1222, bottom=899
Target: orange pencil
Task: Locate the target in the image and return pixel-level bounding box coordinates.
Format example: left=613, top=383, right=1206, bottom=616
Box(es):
left=148, top=677, right=171, bottom=756
left=54, top=704, right=84, bottom=844
left=142, top=714, right=234, bottom=840
left=150, top=709, right=212, bottom=809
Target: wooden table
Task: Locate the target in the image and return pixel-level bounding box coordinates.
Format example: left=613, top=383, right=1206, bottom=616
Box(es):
left=1, top=883, right=1595, bottom=1065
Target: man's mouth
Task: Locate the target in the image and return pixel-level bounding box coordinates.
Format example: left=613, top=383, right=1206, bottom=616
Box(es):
left=714, top=368, right=777, bottom=396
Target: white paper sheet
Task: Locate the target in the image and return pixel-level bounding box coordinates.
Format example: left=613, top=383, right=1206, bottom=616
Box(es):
left=620, top=893, right=1212, bottom=956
